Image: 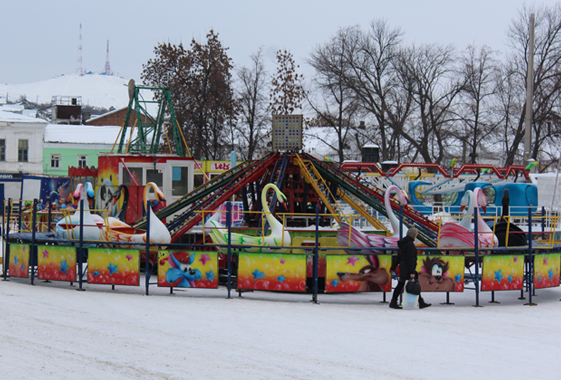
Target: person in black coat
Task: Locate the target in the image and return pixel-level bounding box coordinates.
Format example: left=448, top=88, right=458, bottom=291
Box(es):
left=389, top=228, right=431, bottom=309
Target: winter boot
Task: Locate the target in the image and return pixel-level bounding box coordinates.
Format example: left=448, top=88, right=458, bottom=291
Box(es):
left=419, top=298, right=431, bottom=309
left=389, top=299, right=402, bottom=309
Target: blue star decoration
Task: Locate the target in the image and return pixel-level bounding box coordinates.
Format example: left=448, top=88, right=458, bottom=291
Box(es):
left=252, top=269, right=265, bottom=280
left=494, top=269, right=504, bottom=284
left=107, top=263, right=119, bottom=276
left=277, top=275, right=286, bottom=283
left=14, top=256, right=19, bottom=266
left=59, top=260, right=69, bottom=275
left=331, top=279, right=339, bottom=287
left=548, top=269, right=554, bottom=280
left=508, top=275, right=513, bottom=283
left=205, top=270, right=215, bottom=282
left=455, top=273, right=462, bottom=283
left=93, top=271, right=100, bottom=277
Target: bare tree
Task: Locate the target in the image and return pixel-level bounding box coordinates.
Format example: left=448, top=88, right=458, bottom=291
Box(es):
left=455, top=45, right=503, bottom=163
left=395, top=43, right=462, bottom=164
left=307, top=27, right=360, bottom=162
left=235, top=48, right=271, bottom=161
left=502, top=4, right=561, bottom=166
left=341, top=20, right=410, bottom=161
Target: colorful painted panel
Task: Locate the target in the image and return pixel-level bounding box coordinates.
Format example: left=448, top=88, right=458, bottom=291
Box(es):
left=237, top=253, right=307, bottom=292
left=157, top=251, right=218, bottom=288
left=481, top=255, right=525, bottom=291
left=416, top=255, right=465, bottom=292
left=38, top=178, right=72, bottom=212
left=534, top=253, right=561, bottom=289
left=325, top=254, right=392, bottom=293
left=272, top=114, right=303, bottom=150
left=8, top=244, right=30, bottom=278
left=96, top=155, right=120, bottom=217
left=87, top=248, right=140, bottom=286
left=37, top=245, right=77, bottom=282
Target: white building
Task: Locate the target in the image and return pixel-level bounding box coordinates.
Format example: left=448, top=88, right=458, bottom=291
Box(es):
left=0, top=109, right=47, bottom=175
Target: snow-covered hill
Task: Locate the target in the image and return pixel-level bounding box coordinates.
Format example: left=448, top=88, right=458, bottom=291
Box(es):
left=0, top=73, right=131, bottom=109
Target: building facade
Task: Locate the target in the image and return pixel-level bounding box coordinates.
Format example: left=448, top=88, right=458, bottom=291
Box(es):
left=0, top=111, right=47, bottom=175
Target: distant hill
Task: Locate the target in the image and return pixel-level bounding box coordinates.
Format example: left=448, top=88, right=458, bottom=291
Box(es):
left=0, top=73, right=131, bottom=110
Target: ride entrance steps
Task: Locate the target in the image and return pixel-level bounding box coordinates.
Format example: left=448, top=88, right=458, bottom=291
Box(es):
left=293, top=153, right=346, bottom=224
left=260, top=153, right=290, bottom=232
left=306, top=154, right=438, bottom=247
left=134, top=153, right=279, bottom=241
left=165, top=153, right=280, bottom=241
left=337, top=189, right=390, bottom=234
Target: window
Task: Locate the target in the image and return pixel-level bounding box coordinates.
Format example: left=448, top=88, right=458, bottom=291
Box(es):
left=50, top=154, right=61, bottom=168
left=0, top=139, right=5, bottom=161
left=172, top=167, right=188, bottom=196
left=78, top=155, right=88, bottom=168
left=18, top=139, right=28, bottom=162
left=146, top=169, right=163, bottom=187
left=122, top=167, right=143, bottom=186
left=194, top=174, right=204, bottom=190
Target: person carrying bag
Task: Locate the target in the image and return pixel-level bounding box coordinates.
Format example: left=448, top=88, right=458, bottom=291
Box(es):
left=389, top=228, right=431, bottom=309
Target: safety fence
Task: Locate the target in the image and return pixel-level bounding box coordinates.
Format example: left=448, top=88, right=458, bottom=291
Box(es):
left=2, top=200, right=560, bottom=307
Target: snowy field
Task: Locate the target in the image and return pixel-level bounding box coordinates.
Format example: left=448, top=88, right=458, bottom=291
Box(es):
left=1, top=275, right=559, bottom=380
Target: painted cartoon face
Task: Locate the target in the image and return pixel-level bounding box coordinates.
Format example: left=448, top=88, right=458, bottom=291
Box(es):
left=418, top=257, right=455, bottom=292
left=97, top=177, right=115, bottom=212
left=431, top=264, right=443, bottom=280
left=181, top=263, right=198, bottom=277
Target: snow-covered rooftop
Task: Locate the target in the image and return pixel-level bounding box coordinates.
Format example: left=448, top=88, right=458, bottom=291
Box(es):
left=44, top=124, right=126, bottom=145
left=0, top=109, right=47, bottom=124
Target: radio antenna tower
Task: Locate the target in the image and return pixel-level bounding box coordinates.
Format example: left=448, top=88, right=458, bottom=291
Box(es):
left=76, top=23, right=83, bottom=75
left=103, top=40, right=113, bottom=75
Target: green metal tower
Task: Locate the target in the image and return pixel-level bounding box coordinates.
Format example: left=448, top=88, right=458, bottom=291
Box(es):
left=115, top=80, right=187, bottom=157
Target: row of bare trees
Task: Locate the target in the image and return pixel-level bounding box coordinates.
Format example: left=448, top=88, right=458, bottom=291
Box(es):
left=307, top=4, right=561, bottom=168
left=142, top=4, right=561, bottom=169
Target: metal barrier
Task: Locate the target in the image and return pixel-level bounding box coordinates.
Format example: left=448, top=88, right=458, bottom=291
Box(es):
left=2, top=200, right=560, bottom=307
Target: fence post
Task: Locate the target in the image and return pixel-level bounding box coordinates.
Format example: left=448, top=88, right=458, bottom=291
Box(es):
left=399, top=204, right=404, bottom=239
left=77, top=200, right=84, bottom=291
left=541, top=206, right=545, bottom=240
left=3, top=199, right=11, bottom=280
left=30, top=199, right=37, bottom=285
left=525, top=206, right=537, bottom=305
left=48, top=202, right=52, bottom=232
left=474, top=206, right=481, bottom=307
left=312, top=204, right=319, bottom=304
left=227, top=202, right=232, bottom=299
left=145, top=202, right=151, bottom=296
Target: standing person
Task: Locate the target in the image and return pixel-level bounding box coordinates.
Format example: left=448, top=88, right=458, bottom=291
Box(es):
left=389, top=227, right=431, bottom=309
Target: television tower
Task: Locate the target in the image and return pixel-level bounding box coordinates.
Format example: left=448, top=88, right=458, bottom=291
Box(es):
left=76, top=23, right=83, bottom=75
left=103, top=40, right=113, bottom=75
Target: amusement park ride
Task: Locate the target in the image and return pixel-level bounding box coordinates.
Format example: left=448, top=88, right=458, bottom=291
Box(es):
left=2, top=82, right=560, bottom=307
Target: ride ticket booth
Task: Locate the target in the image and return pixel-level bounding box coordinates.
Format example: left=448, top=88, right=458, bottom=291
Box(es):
left=96, top=153, right=197, bottom=224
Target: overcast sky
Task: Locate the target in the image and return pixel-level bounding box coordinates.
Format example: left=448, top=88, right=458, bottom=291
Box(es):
left=1, top=0, right=555, bottom=85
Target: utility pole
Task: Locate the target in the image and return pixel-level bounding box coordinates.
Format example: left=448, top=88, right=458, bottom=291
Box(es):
left=76, top=23, right=83, bottom=76
left=524, top=13, right=535, bottom=166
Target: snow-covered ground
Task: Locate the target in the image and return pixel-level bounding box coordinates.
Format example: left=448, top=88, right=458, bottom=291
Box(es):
left=1, top=273, right=559, bottom=379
